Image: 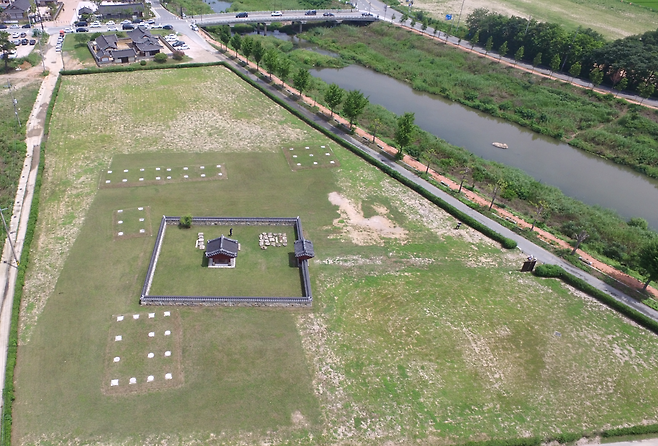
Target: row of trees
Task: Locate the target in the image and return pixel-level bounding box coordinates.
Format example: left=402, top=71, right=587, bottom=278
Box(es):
left=465, top=9, right=658, bottom=96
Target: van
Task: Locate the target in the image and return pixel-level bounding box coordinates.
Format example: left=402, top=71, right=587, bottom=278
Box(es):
left=235, top=12, right=248, bottom=17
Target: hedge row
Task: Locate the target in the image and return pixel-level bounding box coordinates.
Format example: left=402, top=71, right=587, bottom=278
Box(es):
left=602, top=423, right=658, bottom=438
left=221, top=63, right=518, bottom=250
left=60, top=60, right=223, bottom=76
left=533, top=264, right=658, bottom=335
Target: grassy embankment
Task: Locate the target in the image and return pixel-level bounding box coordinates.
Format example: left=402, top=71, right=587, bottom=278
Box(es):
left=12, top=64, right=658, bottom=445
left=0, top=81, right=39, bottom=254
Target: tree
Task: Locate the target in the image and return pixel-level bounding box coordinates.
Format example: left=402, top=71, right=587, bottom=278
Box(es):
left=498, top=41, right=508, bottom=62
left=276, top=57, right=291, bottom=85
left=532, top=52, right=542, bottom=73
left=470, top=30, right=479, bottom=51
left=154, top=52, right=168, bottom=63
left=230, top=33, right=241, bottom=59
left=263, top=48, right=278, bottom=80
left=484, top=36, right=493, bottom=55
left=458, top=167, right=469, bottom=193
left=513, top=45, right=524, bottom=66
left=370, top=118, right=382, bottom=143
left=530, top=201, right=546, bottom=231
left=488, top=179, right=506, bottom=211
left=568, top=61, right=581, bottom=81
left=293, top=68, right=310, bottom=98
left=324, top=83, right=344, bottom=117
left=549, top=53, right=560, bottom=75
left=394, top=112, right=415, bottom=156
left=218, top=25, right=231, bottom=50
left=420, top=145, right=437, bottom=174
left=410, top=19, right=416, bottom=29
left=614, top=77, right=628, bottom=97
left=252, top=40, right=264, bottom=71
left=639, top=240, right=658, bottom=290
left=172, top=50, right=185, bottom=60
left=180, top=214, right=193, bottom=228
left=638, top=82, right=655, bottom=104
left=241, top=35, right=253, bottom=62
left=421, top=20, right=428, bottom=33
left=589, top=68, right=604, bottom=90
left=570, top=230, right=588, bottom=255
left=0, top=31, right=16, bottom=73
left=342, top=90, right=369, bottom=130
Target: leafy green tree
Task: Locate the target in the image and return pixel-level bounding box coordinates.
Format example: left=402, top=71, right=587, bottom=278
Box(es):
left=420, top=144, right=438, bottom=174
left=568, top=61, right=581, bottom=81
left=324, top=83, right=344, bottom=117
left=484, top=36, right=493, bottom=55
left=263, top=48, right=278, bottom=80
left=342, top=90, right=369, bottom=130
left=410, top=19, right=416, bottom=28
left=513, top=45, right=524, bottom=66
left=180, top=214, right=193, bottom=228
left=276, top=56, right=291, bottom=85
left=470, top=30, right=479, bottom=51
left=293, top=68, right=310, bottom=98
left=589, top=68, right=604, bottom=89
left=421, top=20, right=428, bottom=32
left=570, top=230, right=589, bottom=255
left=394, top=112, right=415, bottom=156
left=0, top=31, right=16, bottom=72
left=639, top=240, right=658, bottom=290
left=549, top=53, right=560, bottom=75
left=488, top=179, right=507, bottom=211
left=638, top=81, right=655, bottom=104
left=498, top=41, right=508, bottom=62
left=532, top=52, right=542, bottom=73
left=218, top=25, right=231, bottom=50
left=614, top=77, right=628, bottom=97
left=230, top=33, right=241, bottom=58
left=241, top=35, right=253, bottom=62
left=252, top=40, right=264, bottom=71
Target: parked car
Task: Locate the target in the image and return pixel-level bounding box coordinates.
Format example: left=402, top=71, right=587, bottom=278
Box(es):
left=75, top=21, right=88, bottom=27
left=55, top=47, right=61, bottom=52
left=63, top=27, right=73, bottom=33
left=11, top=32, right=19, bottom=38
left=120, top=19, right=131, bottom=24
left=162, top=24, right=174, bottom=30
left=21, top=38, right=28, bottom=45
left=89, top=21, right=101, bottom=28
left=19, top=32, right=26, bottom=37
left=9, top=24, right=20, bottom=29
left=361, top=12, right=373, bottom=16
left=190, top=23, right=198, bottom=31
left=179, top=44, right=190, bottom=50
left=22, top=24, right=31, bottom=28
left=235, top=12, right=248, bottom=18
left=0, top=25, right=7, bottom=29
left=172, top=41, right=184, bottom=46
left=29, top=39, right=36, bottom=45
left=12, top=39, right=20, bottom=45
left=108, top=25, right=118, bottom=31
left=151, top=24, right=163, bottom=29
left=305, top=10, right=316, bottom=15
left=106, top=20, right=115, bottom=25
left=271, top=10, right=282, bottom=16
left=122, top=23, right=135, bottom=30
left=132, top=18, right=142, bottom=23
left=76, top=27, right=88, bottom=32
left=147, top=18, right=155, bottom=24
left=323, top=12, right=335, bottom=16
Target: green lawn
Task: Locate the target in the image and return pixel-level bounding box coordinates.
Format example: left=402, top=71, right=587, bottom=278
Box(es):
left=12, top=65, right=658, bottom=445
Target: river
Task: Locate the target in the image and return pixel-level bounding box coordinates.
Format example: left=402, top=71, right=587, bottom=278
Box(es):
left=310, top=64, right=658, bottom=229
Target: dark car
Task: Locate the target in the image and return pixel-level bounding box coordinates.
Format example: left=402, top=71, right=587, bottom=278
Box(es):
left=21, top=38, right=28, bottom=45
left=132, top=18, right=142, bottom=23
left=0, top=25, right=7, bottom=29
left=162, top=24, right=173, bottom=30
left=235, top=12, right=248, bottom=17
left=75, top=21, right=88, bottom=27
left=305, top=10, right=316, bottom=15
left=22, top=24, right=31, bottom=28
left=122, top=23, right=135, bottom=30
left=29, top=39, right=36, bottom=45
left=76, top=27, right=88, bottom=32
left=323, top=12, right=335, bottom=16
left=20, top=32, right=26, bottom=37
left=361, top=12, right=373, bottom=16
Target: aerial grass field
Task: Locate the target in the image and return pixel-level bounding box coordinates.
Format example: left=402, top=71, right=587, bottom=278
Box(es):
left=11, top=65, right=658, bottom=445
left=413, top=0, right=658, bottom=38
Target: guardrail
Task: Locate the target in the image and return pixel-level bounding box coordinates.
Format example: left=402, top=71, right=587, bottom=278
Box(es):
left=195, top=12, right=377, bottom=26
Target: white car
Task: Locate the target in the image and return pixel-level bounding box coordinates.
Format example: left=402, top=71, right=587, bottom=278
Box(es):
left=90, top=21, right=101, bottom=28
left=64, top=27, right=73, bottom=33
left=151, top=23, right=163, bottom=29
left=121, top=19, right=131, bottom=25
left=178, top=44, right=190, bottom=50
left=271, top=10, right=282, bottom=16
left=106, top=20, right=115, bottom=25
left=107, top=25, right=118, bottom=31
left=11, top=32, right=19, bottom=38
left=190, top=23, right=198, bottom=31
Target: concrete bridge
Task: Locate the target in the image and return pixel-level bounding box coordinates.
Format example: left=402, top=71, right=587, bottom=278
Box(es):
left=192, top=10, right=378, bottom=28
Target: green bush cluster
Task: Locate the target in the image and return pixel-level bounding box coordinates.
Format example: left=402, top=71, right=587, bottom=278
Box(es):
left=602, top=423, right=658, bottom=437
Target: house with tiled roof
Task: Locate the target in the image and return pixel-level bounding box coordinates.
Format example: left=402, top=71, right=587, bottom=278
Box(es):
left=205, top=235, right=239, bottom=268
left=1, top=0, right=32, bottom=20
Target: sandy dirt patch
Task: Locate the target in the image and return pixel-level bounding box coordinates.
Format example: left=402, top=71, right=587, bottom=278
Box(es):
left=328, top=191, right=407, bottom=246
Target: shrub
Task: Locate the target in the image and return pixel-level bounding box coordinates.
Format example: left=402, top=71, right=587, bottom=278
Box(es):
left=140, top=60, right=147, bottom=66
left=180, top=214, right=192, bottom=228
left=154, top=52, right=168, bottom=63
left=172, top=50, right=185, bottom=61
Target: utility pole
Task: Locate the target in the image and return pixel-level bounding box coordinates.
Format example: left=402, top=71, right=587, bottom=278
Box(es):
left=7, top=82, right=21, bottom=128
left=0, top=208, right=19, bottom=267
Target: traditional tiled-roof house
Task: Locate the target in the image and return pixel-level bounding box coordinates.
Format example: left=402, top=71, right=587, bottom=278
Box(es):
left=205, top=235, right=239, bottom=268
left=127, top=27, right=162, bottom=56
left=1, top=0, right=31, bottom=20
left=294, top=239, right=315, bottom=261
left=96, top=1, right=143, bottom=19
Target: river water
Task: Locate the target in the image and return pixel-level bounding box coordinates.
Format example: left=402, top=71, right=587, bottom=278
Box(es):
left=310, top=64, right=658, bottom=229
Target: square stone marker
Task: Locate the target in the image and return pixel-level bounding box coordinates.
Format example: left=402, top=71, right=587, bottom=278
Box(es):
left=117, top=315, right=124, bottom=322
left=117, top=209, right=123, bottom=213
left=183, top=175, right=188, bottom=179
left=108, top=170, right=112, bottom=174
left=117, top=232, right=124, bottom=236
left=148, top=352, right=154, bottom=358
left=165, top=373, right=172, bottom=380
left=313, top=162, right=318, bottom=165
left=164, top=311, right=170, bottom=317
left=147, top=376, right=154, bottom=382
left=330, top=161, right=335, bottom=164
left=149, top=313, right=155, bottom=318
left=139, top=229, right=145, bottom=233
left=122, top=179, right=127, bottom=182
left=216, top=164, right=221, bottom=168
left=115, top=335, right=122, bottom=341
left=200, top=166, right=204, bottom=169
left=148, top=332, right=155, bottom=337
left=105, top=180, right=111, bottom=184
left=140, top=168, right=144, bottom=171
left=326, top=152, right=330, bottom=155
left=309, top=154, right=314, bottom=156
left=156, top=176, right=161, bottom=180
left=183, top=167, right=188, bottom=170
left=110, top=379, right=119, bottom=386
left=218, top=173, right=222, bottom=176
left=156, top=167, right=161, bottom=171
left=133, top=314, right=139, bottom=320
left=167, top=176, right=171, bottom=180
left=139, top=178, right=144, bottom=181
left=138, top=207, right=144, bottom=211
left=129, top=377, right=137, bottom=384
left=293, top=155, right=297, bottom=158
left=139, top=218, right=145, bottom=222
left=289, top=148, right=294, bottom=151
left=321, top=145, right=325, bottom=148
left=123, top=169, right=129, bottom=173
left=166, top=168, right=171, bottom=171
left=164, top=330, right=171, bottom=336
left=296, top=163, right=301, bottom=166
left=201, top=174, right=205, bottom=177
left=164, top=351, right=171, bottom=357
left=118, top=220, right=123, bottom=224
left=305, top=146, right=310, bottom=149
left=113, top=357, right=120, bottom=362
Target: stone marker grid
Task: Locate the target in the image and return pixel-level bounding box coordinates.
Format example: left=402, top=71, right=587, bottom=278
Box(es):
left=141, top=216, right=312, bottom=307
